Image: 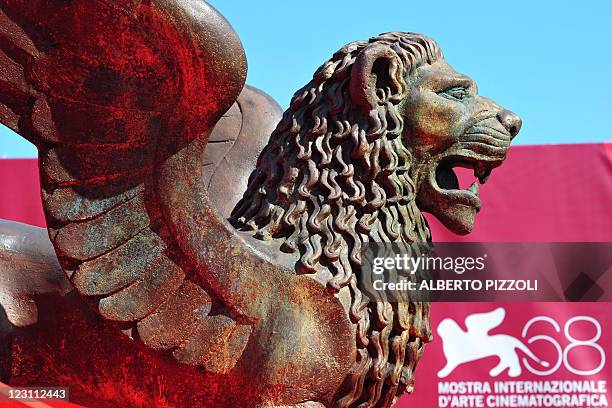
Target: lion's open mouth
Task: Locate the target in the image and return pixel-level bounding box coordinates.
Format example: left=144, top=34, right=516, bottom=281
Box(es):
left=433, top=156, right=497, bottom=210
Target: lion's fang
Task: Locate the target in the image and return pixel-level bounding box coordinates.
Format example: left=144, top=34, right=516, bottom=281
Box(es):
left=467, top=182, right=479, bottom=195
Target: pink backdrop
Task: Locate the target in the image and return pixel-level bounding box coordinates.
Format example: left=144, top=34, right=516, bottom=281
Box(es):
left=1, top=142, right=611, bottom=407
left=416, top=143, right=612, bottom=407
left=411, top=302, right=610, bottom=407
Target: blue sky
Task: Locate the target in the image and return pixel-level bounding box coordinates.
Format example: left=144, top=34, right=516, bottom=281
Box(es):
left=1, top=0, right=610, bottom=157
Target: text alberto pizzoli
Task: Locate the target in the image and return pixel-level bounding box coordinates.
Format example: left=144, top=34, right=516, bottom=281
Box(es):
left=371, top=254, right=538, bottom=292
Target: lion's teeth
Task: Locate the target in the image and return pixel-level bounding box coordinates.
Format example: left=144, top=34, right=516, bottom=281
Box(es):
left=467, top=181, right=479, bottom=195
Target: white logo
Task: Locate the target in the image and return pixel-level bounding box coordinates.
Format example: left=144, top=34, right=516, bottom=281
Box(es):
left=437, top=307, right=550, bottom=378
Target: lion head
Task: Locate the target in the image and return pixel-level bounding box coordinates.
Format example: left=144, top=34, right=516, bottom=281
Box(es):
left=231, top=31, right=520, bottom=280
left=231, top=32, right=520, bottom=406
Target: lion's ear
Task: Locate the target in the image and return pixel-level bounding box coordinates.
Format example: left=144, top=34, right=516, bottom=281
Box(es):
left=349, top=43, right=406, bottom=112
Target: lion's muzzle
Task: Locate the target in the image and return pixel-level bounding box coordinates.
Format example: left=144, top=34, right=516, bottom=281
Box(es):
left=497, top=109, right=522, bottom=138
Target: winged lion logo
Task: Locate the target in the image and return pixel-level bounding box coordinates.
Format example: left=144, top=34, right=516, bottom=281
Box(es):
left=437, top=307, right=550, bottom=378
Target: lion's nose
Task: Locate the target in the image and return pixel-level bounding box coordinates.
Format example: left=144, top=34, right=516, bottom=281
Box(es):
left=497, top=109, right=522, bottom=138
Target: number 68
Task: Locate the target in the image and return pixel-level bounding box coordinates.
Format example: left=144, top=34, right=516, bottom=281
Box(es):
left=521, top=315, right=605, bottom=376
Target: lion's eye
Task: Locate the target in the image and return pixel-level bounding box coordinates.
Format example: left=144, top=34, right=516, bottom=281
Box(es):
left=438, top=87, right=469, bottom=101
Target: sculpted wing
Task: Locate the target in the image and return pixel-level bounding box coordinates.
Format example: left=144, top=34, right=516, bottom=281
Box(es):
left=0, top=0, right=280, bottom=370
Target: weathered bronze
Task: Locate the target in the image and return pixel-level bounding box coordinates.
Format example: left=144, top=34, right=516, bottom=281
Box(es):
left=0, top=1, right=521, bottom=407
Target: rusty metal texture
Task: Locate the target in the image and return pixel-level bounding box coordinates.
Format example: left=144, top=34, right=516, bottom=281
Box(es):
left=0, top=1, right=520, bottom=407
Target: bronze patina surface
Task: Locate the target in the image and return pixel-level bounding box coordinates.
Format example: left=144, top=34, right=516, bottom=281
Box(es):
left=0, top=1, right=520, bottom=407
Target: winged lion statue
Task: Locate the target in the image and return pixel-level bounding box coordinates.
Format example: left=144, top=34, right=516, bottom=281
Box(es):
left=0, top=1, right=521, bottom=406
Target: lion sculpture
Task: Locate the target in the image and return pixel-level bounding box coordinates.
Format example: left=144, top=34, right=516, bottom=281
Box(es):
left=0, top=1, right=521, bottom=407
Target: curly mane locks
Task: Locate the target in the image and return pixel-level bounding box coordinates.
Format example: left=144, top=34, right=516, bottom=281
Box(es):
left=232, top=32, right=441, bottom=283
left=232, top=32, right=442, bottom=407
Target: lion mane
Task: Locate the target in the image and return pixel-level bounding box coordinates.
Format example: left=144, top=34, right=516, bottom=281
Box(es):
left=232, top=33, right=442, bottom=407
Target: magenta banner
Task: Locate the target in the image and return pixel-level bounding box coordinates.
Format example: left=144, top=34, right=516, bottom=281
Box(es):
left=0, top=158, right=45, bottom=228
